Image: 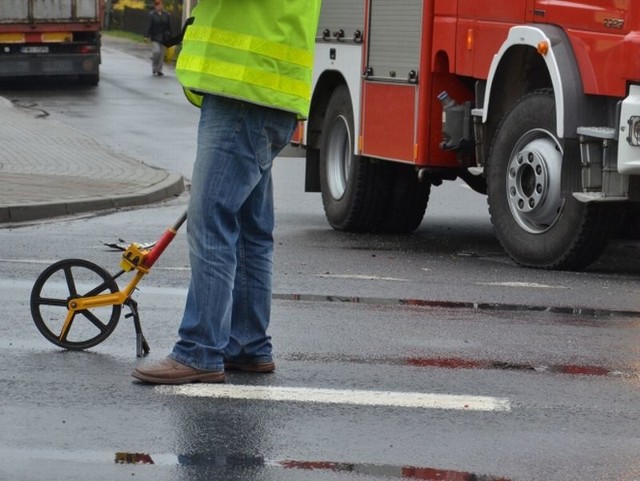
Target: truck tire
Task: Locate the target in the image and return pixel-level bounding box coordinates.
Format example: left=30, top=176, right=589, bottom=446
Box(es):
left=377, top=162, right=430, bottom=233
left=487, top=90, right=614, bottom=270
left=320, top=85, right=385, bottom=231
left=616, top=203, right=640, bottom=240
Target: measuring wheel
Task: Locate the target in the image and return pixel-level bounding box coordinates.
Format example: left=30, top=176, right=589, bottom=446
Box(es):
left=30, top=259, right=122, bottom=350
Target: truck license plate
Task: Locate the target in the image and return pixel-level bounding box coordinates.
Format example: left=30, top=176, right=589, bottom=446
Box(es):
left=21, top=46, right=49, bottom=54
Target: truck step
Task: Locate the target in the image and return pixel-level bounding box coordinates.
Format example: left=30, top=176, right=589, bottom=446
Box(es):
left=577, top=126, right=617, bottom=140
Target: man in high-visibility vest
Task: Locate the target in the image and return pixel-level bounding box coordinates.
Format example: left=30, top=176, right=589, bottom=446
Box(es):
left=133, top=1, right=322, bottom=384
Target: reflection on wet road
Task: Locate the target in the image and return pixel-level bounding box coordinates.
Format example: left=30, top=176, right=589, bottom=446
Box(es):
left=116, top=450, right=514, bottom=480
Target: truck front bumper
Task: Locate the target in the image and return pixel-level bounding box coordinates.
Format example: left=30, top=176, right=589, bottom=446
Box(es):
left=0, top=53, right=99, bottom=78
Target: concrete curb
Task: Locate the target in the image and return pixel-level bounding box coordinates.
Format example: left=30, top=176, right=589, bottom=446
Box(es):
left=0, top=174, right=185, bottom=223
left=0, top=91, right=186, bottom=224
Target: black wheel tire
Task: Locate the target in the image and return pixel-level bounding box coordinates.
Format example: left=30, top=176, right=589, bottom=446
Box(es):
left=487, top=90, right=615, bottom=270
left=319, top=85, right=385, bottom=232
left=30, top=259, right=121, bottom=350
left=378, top=162, right=430, bottom=233
left=616, top=203, right=640, bottom=240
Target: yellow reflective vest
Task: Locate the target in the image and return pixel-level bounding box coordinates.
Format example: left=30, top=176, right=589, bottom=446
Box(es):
left=176, top=1, right=321, bottom=119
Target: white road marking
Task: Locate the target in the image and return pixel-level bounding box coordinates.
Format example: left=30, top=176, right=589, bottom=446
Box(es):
left=315, top=274, right=408, bottom=282
left=0, top=258, right=59, bottom=265
left=0, top=257, right=191, bottom=271
left=157, top=384, right=511, bottom=412
left=477, top=281, right=568, bottom=289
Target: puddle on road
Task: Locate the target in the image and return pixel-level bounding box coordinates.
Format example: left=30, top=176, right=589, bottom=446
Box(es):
left=114, top=451, right=512, bottom=480
left=288, top=353, right=638, bottom=379
left=0, top=447, right=511, bottom=479
left=274, top=293, right=640, bottom=319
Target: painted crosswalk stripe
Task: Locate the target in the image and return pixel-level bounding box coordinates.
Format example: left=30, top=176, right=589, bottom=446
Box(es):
left=157, top=385, right=511, bottom=412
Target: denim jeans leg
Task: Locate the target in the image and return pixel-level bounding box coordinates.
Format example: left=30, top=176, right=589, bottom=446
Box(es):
left=225, top=170, right=275, bottom=362
left=171, top=94, right=296, bottom=371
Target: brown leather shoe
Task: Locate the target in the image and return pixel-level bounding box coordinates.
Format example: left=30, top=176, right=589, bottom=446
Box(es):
left=132, top=357, right=225, bottom=384
left=224, top=359, right=275, bottom=373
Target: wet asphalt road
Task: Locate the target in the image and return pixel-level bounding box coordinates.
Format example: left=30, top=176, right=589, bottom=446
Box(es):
left=0, top=36, right=640, bottom=481
left=1, top=214, right=640, bottom=481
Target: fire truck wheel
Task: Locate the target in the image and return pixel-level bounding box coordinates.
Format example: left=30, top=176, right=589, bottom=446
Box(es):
left=377, top=162, right=430, bottom=233
left=487, top=90, right=614, bottom=270
left=319, top=85, right=385, bottom=231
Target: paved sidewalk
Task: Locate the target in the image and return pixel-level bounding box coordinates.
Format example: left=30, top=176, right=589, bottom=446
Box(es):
left=0, top=96, right=184, bottom=223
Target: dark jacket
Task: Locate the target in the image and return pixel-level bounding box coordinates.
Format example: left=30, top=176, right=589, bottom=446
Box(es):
left=145, top=10, right=172, bottom=44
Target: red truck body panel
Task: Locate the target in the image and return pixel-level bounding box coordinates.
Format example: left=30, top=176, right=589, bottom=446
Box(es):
left=310, top=1, right=640, bottom=167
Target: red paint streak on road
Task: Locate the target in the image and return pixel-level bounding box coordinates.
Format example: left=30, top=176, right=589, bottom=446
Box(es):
left=406, top=356, right=619, bottom=377
left=280, top=459, right=512, bottom=480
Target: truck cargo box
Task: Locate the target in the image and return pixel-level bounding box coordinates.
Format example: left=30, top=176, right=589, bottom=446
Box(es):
left=0, top=0, right=103, bottom=84
left=0, top=0, right=101, bottom=24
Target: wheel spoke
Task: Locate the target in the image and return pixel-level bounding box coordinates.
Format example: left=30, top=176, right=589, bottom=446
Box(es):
left=63, top=265, right=78, bottom=297
left=33, top=296, right=68, bottom=307
left=79, top=309, right=108, bottom=333
left=59, top=311, right=75, bottom=342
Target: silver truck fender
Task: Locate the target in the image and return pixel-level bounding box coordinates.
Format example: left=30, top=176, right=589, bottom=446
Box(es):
left=482, top=25, right=585, bottom=140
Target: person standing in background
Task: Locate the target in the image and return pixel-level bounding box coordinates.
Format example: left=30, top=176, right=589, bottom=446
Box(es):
left=144, top=0, right=172, bottom=76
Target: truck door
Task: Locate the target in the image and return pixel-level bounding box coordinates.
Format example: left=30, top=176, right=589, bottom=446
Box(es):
left=361, top=0, right=424, bottom=163
left=456, top=0, right=530, bottom=78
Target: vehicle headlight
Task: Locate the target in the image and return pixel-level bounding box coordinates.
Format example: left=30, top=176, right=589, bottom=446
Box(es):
left=627, top=115, right=640, bottom=146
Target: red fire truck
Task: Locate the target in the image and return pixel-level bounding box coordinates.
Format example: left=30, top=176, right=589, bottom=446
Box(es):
left=0, top=0, right=104, bottom=85
left=294, top=0, right=640, bottom=270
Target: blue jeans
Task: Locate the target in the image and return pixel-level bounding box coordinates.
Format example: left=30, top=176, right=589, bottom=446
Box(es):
left=170, top=94, right=297, bottom=371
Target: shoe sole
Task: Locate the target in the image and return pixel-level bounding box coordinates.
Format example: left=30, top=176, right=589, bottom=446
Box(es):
left=224, top=361, right=275, bottom=373
left=132, top=370, right=225, bottom=385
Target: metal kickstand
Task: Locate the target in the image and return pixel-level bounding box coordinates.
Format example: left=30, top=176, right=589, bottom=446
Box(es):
left=125, top=298, right=150, bottom=357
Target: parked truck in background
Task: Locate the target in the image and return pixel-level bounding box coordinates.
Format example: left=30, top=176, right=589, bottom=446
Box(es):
left=295, top=0, right=640, bottom=270
left=0, top=0, right=104, bottom=85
